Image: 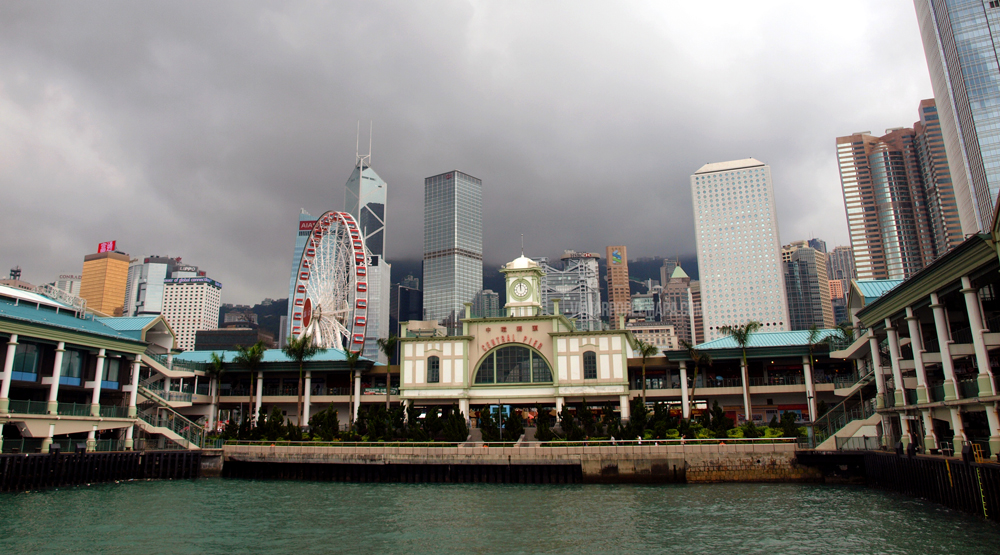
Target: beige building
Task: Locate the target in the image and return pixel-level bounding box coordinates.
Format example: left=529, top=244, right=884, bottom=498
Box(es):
left=80, top=251, right=130, bottom=316
left=605, top=245, right=629, bottom=329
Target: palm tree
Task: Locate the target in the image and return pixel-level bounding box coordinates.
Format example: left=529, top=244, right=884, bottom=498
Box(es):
left=233, top=341, right=267, bottom=425
left=344, top=349, right=362, bottom=432
left=282, top=333, right=325, bottom=429
left=376, top=336, right=399, bottom=410
left=718, top=321, right=761, bottom=425
left=633, top=338, right=660, bottom=406
left=205, top=352, right=226, bottom=432
left=679, top=339, right=712, bottom=418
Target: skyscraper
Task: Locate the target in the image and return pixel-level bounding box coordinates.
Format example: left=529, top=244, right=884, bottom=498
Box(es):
left=80, top=249, right=130, bottom=316
left=836, top=100, right=960, bottom=280
left=605, top=246, right=630, bottom=329
left=124, top=256, right=203, bottom=317
left=285, top=209, right=316, bottom=342
left=423, top=170, right=483, bottom=332
left=471, top=289, right=501, bottom=318
left=782, top=241, right=834, bottom=330
left=161, top=276, right=222, bottom=351
left=827, top=245, right=856, bottom=326
left=345, top=157, right=390, bottom=362
left=534, top=251, right=602, bottom=331
left=915, top=0, right=1000, bottom=233
left=691, top=158, right=789, bottom=342
left=661, top=265, right=697, bottom=346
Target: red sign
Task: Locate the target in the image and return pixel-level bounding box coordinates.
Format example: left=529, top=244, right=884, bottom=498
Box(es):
left=97, top=240, right=116, bottom=253
left=299, top=220, right=316, bottom=231
left=302, top=298, right=313, bottom=329
left=481, top=334, right=543, bottom=352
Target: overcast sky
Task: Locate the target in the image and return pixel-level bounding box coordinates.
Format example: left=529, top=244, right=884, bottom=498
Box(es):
left=0, top=1, right=933, bottom=304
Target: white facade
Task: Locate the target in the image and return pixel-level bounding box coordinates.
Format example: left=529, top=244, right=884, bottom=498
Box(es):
left=161, top=277, right=222, bottom=351
left=691, top=158, right=789, bottom=341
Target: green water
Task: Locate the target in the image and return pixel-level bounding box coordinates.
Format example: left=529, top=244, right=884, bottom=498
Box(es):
left=0, top=480, right=996, bottom=554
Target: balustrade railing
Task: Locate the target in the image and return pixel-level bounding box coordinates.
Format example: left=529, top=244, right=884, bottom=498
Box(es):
left=748, top=376, right=805, bottom=387
left=951, top=327, right=973, bottom=345
left=5, top=399, right=130, bottom=418
left=702, top=377, right=742, bottom=388
left=138, top=409, right=204, bottom=448
left=929, top=383, right=945, bottom=402
left=959, top=379, right=980, bottom=399
left=904, top=389, right=918, bottom=405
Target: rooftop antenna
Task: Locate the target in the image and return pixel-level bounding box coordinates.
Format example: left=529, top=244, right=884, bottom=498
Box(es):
left=356, top=121, right=372, bottom=169
left=521, top=234, right=524, bottom=257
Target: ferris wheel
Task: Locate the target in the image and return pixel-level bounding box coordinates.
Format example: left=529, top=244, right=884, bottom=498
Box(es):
left=290, top=211, right=369, bottom=351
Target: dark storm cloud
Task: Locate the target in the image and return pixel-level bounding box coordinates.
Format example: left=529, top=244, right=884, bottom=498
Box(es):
left=0, top=1, right=931, bottom=303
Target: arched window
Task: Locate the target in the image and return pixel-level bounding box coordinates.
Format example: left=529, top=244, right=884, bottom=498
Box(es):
left=474, top=345, right=552, bottom=384
left=583, top=351, right=597, bottom=380
left=427, top=356, right=440, bottom=383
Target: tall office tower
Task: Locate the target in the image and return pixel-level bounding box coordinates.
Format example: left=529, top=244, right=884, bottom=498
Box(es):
left=836, top=100, right=961, bottom=280
left=80, top=249, right=130, bottom=316
left=807, top=238, right=827, bottom=253
left=471, top=289, right=501, bottom=318
left=423, top=170, right=483, bottom=333
left=829, top=280, right=848, bottom=325
left=389, top=284, right=423, bottom=336
left=605, top=246, right=630, bottom=328
left=659, top=259, right=678, bottom=289
left=285, top=210, right=316, bottom=340
left=689, top=280, right=704, bottom=344
left=345, top=156, right=391, bottom=361
left=782, top=241, right=835, bottom=330
left=915, top=0, right=1000, bottom=233
left=401, top=274, right=420, bottom=290
left=827, top=246, right=857, bottom=285
left=161, top=276, right=222, bottom=351
left=534, top=251, right=602, bottom=331
left=631, top=288, right=660, bottom=321
left=691, top=159, right=789, bottom=342
left=661, top=265, right=697, bottom=346
left=123, top=256, right=203, bottom=317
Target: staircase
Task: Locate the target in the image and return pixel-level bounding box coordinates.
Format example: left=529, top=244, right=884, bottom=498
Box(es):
left=135, top=389, right=205, bottom=450
left=813, top=379, right=879, bottom=450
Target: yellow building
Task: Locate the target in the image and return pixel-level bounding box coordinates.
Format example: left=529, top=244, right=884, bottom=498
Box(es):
left=80, top=251, right=130, bottom=316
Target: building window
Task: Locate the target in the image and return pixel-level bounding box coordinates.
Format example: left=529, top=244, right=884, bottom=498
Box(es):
left=60, top=349, right=84, bottom=386
left=474, top=345, right=552, bottom=384
left=583, top=351, right=597, bottom=380
left=11, top=343, right=39, bottom=381
left=427, top=356, right=440, bottom=383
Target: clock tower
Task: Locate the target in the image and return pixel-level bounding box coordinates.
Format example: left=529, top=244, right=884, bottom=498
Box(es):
left=501, top=255, right=544, bottom=317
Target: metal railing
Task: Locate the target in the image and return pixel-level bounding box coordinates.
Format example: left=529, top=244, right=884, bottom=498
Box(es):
left=812, top=386, right=877, bottom=448
left=748, top=376, right=805, bottom=387
left=929, top=383, right=945, bottom=402
left=835, top=435, right=881, bottom=450
left=959, top=379, right=980, bottom=399
left=904, top=389, right=918, bottom=405
left=196, top=384, right=210, bottom=396
left=1, top=438, right=135, bottom=454
left=143, top=349, right=205, bottom=373
left=951, top=327, right=973, bottom=345
left=702, top=377, right=743, bottom=388
left=5, top=400, right=130, bottom=418
left=137, top=409, right=204, bottom=448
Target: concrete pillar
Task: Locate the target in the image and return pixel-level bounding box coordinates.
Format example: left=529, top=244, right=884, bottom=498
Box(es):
left=987, top=404, right=1000, bottom=459
left=255, top=370, right=264, bottom=418
left=87, top=424, right=98, bottom=452
left=679, top=361, right=690, bottom=419
left=739, top=358, right=752, bottom=424
left=921, top=410, right=937, bottom=453
left=619, top=394, right=630, bottom=420
left=303, top=370, right=312, bottom=427
left=353, top=370, right=362, bottom=421
left=47, top=342, right=65, bottom=415
left=127, top=356, right=141, bottom=418
left=885, top=320, right=905, bottom=406
left=459, top=398, right=470, bottom=422
left=869, top=333, right=887, bottom=408
left=905, top=308, right=930, bottom=404
left=951, top=408, right=967, bottom=453
left=163, top=376, right=172, bottom=400
left=802, top=355, right=817, bottom=421
left=90, top=349, right=106, bottom=417
left=961, top=277, right=995, bottom=397
left=930, top=293, right=958, bottom=401
left=125, top=424, right=135, bottom=451
left=555, top=396, right=564, bottom=415
left=900, top=417, right=912, bottom=449
left=0, top=422, right=4, bottom=452
left=0, top=333, right=18, bottom=414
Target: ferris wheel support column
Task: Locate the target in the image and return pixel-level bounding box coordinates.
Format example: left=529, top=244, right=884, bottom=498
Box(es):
left=353, top=369, right=362, bottom=420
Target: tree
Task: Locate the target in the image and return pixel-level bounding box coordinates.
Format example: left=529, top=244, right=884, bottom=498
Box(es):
left=718, top=321, right=761, bottom=425
left=205, top=352, right=226, bottom=432
left=282, top=333, right=325, bottom=429
left=633, top=338, right=660, bottom=405
left=442, top=404, right=469, bottom=443
left=233, top=341, right=267, bottom=424
left=376, top=336, right=399, bottom=410
left=344, top=349, right=362, bottom=431
left=679, top=339, right=712, bottom=418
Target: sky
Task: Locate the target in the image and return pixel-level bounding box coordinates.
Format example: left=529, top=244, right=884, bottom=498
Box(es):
left=0, top=1, right=934, bottom=305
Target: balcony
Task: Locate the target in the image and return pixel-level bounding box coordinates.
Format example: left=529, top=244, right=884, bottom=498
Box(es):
left=959, top=379, right=980, bottom=399
left=748, top=376, right=805, bottom=387
left=5, top=399, right=130, bottom=418
left=929, top=383, right=945, bottom=402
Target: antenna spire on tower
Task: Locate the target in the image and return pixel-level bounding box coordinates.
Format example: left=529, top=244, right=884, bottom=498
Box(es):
left=521, top=234, right=524, bottom=257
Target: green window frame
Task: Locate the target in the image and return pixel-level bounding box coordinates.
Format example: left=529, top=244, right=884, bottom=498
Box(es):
left=474, top=345, right=552, bottom=385
left=427, top=356, right=440, bottom=383
left=583, top=351, right=597, bottom=380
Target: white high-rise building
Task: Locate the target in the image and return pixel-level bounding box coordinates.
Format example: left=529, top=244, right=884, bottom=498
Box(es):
left=161, top=277, right=222, bottom=351
left=124, top=256, right=203, bottom=317
left=691, top=158, right=789, bottom=342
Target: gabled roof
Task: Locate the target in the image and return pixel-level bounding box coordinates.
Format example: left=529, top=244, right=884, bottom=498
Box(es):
left=670, top=266, right=689, bottom=279
left=95, top=316, right=160, bottom=332
left=0, top=298, right=145, bottom=344
left=174, top=348, right=379, bottom=366
left=853, top=279, right=903, bottom=304
left=695, top=329, right=840, bottom=350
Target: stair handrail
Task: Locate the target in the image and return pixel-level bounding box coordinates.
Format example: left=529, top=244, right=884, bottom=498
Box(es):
left=812, top=372, right=877, bottom=442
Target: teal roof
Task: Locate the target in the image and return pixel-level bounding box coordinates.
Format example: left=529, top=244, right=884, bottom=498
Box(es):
left=693, top=329, right=840, bottom=350
left=855, top=280, right=903, bottom=303
left=174, top=348, right=379, bottom=366
left=94, top=316, right=160, bottom=341
left=0, top=299, right=145, bottom=344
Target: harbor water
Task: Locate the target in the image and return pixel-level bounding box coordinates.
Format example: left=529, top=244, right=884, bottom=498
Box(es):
left=0, top=480, right=997, bottom=554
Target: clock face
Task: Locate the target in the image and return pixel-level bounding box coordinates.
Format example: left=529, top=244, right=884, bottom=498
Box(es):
left=513, top=280, right=529, bottom=299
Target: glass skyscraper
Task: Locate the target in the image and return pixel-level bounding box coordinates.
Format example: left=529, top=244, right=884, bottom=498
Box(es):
left=915, top=0, right=1000, bottom=233
left=423, top=170, right=483, bottom=331
left=345, top=160, right=390, bottom=361
left=284, top=209, right=315, bottom=347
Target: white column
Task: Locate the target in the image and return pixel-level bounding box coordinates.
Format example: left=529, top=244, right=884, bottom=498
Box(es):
left=961, top=277, right=994, bottom=396
left=679, top=361, right=690, bottom=419
left=87, top=424, right=98, bottom=452
left=125, top=423, right=135, bottom=450
left=899, top=416, right=912, bottom=449
left=89, top=349, right=106, bottom=417
left=41, top=423, right=55, bottom=452
left=459, top=398, right=470, bottom=422
left=885, top=320, right=905, bottom=407
left=47, top=342, right=65, bottom=414
left=163, top=376, right=172, bottom=400
left=905, top=308, right=930, bottom=404
left=921, top=411, right=937, bottom=453
left=801, top=355, right=817, bottom=421
left=303, top=370, right=312, bottom=427
left=869, top=333, right=887, bottom=407
left=555, top=396, right=564, bottom=414
left=618, top=394, right=630, bottom=420
left=951, top=408, right=967, bottom=453
left=353, top=370, right=362, bottom=420
left=254, top=370, right=264, bottom=418
left=127, top=356, right=141, bottom=417
left=739, top=358, right=752, bottom=424
left=930, top=293, right=958, bottom=401
left=0, top=333, right=18, bottom=413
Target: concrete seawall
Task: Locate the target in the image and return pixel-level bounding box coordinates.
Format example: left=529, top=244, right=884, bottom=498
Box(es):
left=222, top=443, right=822, bottom=483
